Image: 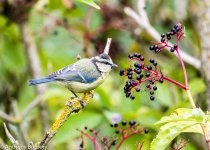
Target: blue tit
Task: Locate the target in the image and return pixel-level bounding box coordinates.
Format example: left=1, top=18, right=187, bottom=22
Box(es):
left=29, top=53, right=117, bottom=96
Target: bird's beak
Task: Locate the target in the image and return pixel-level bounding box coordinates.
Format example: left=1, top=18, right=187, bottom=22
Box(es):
left=111, top=64, right=118, bottom=68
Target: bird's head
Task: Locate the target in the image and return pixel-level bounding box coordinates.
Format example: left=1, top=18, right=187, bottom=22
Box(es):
left=91, top=53, right=117, bottom=73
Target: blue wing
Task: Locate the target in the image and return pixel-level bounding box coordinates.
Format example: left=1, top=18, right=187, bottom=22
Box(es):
left=48, top=59, right=101, bottom=83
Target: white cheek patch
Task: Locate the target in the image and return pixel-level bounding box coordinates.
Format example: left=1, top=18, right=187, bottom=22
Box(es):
left=96, top=62, right=111, bottom=73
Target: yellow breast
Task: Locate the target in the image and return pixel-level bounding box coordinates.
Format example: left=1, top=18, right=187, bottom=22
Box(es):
left=65, top=73, right=109, bottom=93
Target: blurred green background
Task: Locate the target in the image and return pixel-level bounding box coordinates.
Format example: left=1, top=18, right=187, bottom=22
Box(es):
left=0, top=0, right=207, bottom=149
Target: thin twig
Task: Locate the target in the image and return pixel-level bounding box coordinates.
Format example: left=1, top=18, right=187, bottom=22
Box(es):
left=21, top=95, right=43, bottom=118
left=0, top=111, right=17, bottom=124
left=21, top=23, right=50, bottom=131
left=3, top=123, right=21, bottom=150
left=0, top=137, right=9, bottom=150
left=124, top=0, right=201, bottom=69
left=104, top=38, right=112, bottom=54
left=11, top=100, right=28, bottom=146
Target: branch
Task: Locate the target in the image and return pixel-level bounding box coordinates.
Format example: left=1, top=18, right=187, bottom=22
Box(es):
left=104, top=38, right=112, bottom=54
left=124, top=0, right=201, bottom=69
left=0, top=111, right=18, bottom=124
left=3, top=123, right=21, bottom=150
left=0, top=138, right=8, bottom=150
left=36, top=92, right=93, bottom=150
left=21, top=95, right=43, bottom=118
left=21, top=23, right=49, bottom=131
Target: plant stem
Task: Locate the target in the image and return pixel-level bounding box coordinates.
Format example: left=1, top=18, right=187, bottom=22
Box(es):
left=175, top=46, right=189, bottom=88
left=163, top=77, right=188, bottom=90
left=186, top=90, right=196, bottom=109
left=175, top=32, right=210, bottom=149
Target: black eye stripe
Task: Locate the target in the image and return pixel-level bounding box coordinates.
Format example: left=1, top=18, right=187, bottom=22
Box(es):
left=101, top=61, right=112, bottom=65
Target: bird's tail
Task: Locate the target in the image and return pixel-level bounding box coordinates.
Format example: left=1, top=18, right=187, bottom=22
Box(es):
left=28, top=77, right=56, bottom=86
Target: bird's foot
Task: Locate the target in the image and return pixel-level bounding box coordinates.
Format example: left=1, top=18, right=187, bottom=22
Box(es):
left=70, top=96, right=85, bottom=109
left=78, top=98, right=85, bottom=109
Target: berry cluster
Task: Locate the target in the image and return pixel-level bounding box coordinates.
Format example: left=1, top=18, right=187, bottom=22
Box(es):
left=149, top=23, right=183, bottom=53
left=120, top=53, right=164, bottom=101
left=120, top=23, right=188, bottom=101
left=77, top=120, right=147, bottom=150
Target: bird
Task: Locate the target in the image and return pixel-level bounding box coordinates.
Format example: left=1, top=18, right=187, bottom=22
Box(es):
left=28, top=52, right=117, bottom=100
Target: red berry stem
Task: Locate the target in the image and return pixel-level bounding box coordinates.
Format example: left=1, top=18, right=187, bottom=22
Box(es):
left=163, top=76, right=188, bottom=90
left=80, top=131, right=101, bottom=150
left=116, top=130, right=143, bottom=150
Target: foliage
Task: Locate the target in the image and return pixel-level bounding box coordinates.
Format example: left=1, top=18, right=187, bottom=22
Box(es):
left=0, top=0, right=208, bottom=150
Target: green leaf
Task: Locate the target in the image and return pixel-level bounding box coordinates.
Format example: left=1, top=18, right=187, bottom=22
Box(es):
left=77, top=0, right=100, bottom=9
left=151, top=121, right=199, bottom=150
left=155, top=108, right=205, bottom=126
left=151, top=108, right=207, bottom=150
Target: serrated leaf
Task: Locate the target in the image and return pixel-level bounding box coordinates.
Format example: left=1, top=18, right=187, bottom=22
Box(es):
left=155, top=108, right=205, bottom=126
left=151, top=121, right=199, bottom=150
left=77, top=0, right=100, bottom=9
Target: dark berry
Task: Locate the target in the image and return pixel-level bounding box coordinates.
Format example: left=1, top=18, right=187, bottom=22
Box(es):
left=176, top=28, right=180, bottom=32
left=140, top=56, right=144, bottom=61
left=147, top=66, right=152, bottom=70
left=127, top=68, right=132, bottom=71
left=134, top=63, right=139, bottom=68
left=128, top=54, right=134, bottom=59
left=121, top=121, right=127, bottom=126
left=170, top=31, right=175, bottom=35
left=150, top=59, right=154, bottom=63
left=170, top=47, right=175, bottom=52
left=161, top=38, right=165, bottom=43
left=146, top=72, right=150, bottom=77
left=127, top=71, right=132, bottom=75
left=167, top=36, right=171, bottom=40
left=114, top=123, right=118, bottom=127
left=136, top=76, right=141, bottom=80
left=136, top=69, right=141, bottom=74
left=115, top=130, right=120, bottom=134
left=84, top=126, right=88, bottom=130
left=129, top=120, right=136, bottom=126
left=159, top=78, right=164, bottom=83
left=161, top=34, right=165, bottom=38
left=126, top=92, right=131, bottom=98
left=153, top=61, right=157, bottom=66
left=80, top=143, right=83, bottom=148
left=89, top=129, right=93, bottom=132
left=138, top=63, right=142, bottom=69
left=146, top=84, right=151, bottom=89
left=120, top=70, right=124, bottom=76
left=171, top=27, right=176, bottom=33
left=150, top=91, right=154, bottom=95
left=174, top=44, right=178, bottom=49
left=144, top=129, right=149, bottom=134
left=174, top=24, right=179, bottom=29
left=110, top=124, right=114, bottom=127
left=111, top=140, right=116, bottom=146
left=130, top=95, right=135, bottom=100
left=153, top=86, right=157, bottom=91
left=166, top=32, right=170, bottom=36
left=128, top=75, right=133, bottom=79
left=154, top=45, right=158, bottom=49
left=140, top=74, right=144, bottom=78
left=136, top=88, right=140, bottom=92
left=155, top=48, right=160, bottom=53
left=134, top=53, right=141, bottom=58
left=150, top=95, right=155, bottom=100
left=149, top=45, right=155, bottom=50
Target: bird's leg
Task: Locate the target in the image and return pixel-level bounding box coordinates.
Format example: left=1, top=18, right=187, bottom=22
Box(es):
left=70, top=90, right=85, bottom=108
